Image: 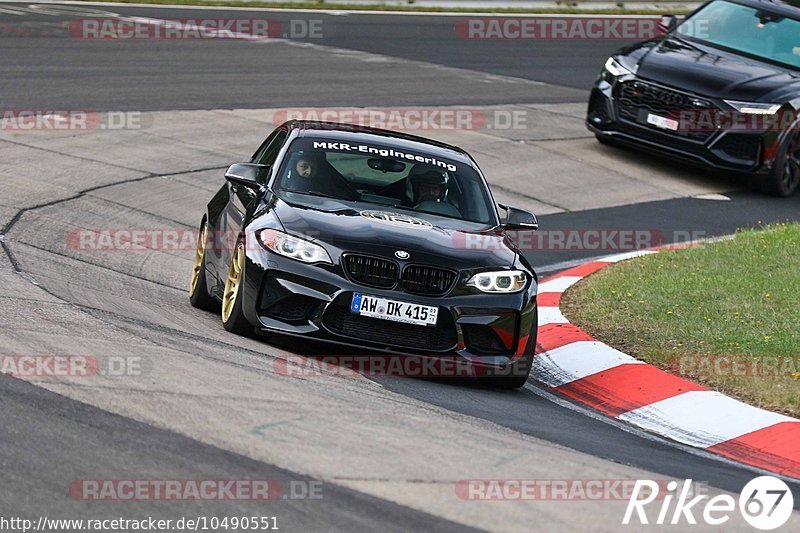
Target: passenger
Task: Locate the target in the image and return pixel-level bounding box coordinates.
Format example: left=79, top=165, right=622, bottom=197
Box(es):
left=408, top=169, right=449, bottom=205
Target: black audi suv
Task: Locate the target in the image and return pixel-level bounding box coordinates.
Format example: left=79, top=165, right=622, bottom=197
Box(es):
left=587, top=0, right=800, bottom=196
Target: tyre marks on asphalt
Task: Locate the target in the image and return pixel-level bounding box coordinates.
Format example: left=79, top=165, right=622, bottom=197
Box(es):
left=0, top=376, right=479, bottom=532
left=2, top=108, right=799, bottom=529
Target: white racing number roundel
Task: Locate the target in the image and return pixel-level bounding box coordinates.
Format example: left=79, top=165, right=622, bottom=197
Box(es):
left=359, top=210, right=433, bottom=229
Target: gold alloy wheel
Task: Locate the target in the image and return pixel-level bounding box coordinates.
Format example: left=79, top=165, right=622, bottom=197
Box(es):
left=222, top=242, right=245, bottom=323
left=189, top=224, right=208, bottom=296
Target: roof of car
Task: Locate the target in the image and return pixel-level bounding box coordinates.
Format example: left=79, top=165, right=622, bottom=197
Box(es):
left=279, top=120, right=476, bottom=168
left=765, top=0, right=800, bottom=8
left=728, top=0, right=800, bottom=15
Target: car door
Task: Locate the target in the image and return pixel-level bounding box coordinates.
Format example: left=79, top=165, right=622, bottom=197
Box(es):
left=218, top=129, right=288, bottom=273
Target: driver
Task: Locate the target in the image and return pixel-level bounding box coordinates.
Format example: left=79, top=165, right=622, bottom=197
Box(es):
left=284, top=151, right=332, bottom=193
left=295, top=157, right=315, bottom=178
left=282, top=151, right=359, bottom=201
left=291, top=151, right=327, bottom=181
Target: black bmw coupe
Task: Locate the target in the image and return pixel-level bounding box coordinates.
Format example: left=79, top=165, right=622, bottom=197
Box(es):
left=587, top=0, right=800, bottom=196
left=189, top=121, right=540, bottom=388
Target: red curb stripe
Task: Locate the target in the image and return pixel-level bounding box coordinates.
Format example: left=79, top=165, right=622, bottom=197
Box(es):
left=536, top=323, right=595, bottom=354
left=541, top=247, right=800, bottom=479
left=552, top=261, right=610, bottom=280
left=708, top=422, right=800, bottom=479
left=540, top=274, right=558, bottom=284
left=537, top=292, right=562, bottom=307
left=553, top=364, right=708, bottom=417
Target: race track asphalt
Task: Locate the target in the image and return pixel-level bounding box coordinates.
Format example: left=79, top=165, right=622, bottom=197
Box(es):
left=1, top=2, right=799, bottom=530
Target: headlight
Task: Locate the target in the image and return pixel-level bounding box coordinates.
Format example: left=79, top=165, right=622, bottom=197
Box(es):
left=467, top=270, right=527, bottom=293
left=258, top=229, right=332, bottom=265
left=724, top=101, right=782, bottom=115
left=603, top=57, right=633, bottom=78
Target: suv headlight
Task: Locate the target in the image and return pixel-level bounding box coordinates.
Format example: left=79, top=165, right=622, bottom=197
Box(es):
left=258, top=229, right=332, bottom=265
left=467, top=270, right=527, bottom=293
left=603, top=57, right=633, bottom=78
left=724, top=101, right=782, bottom=115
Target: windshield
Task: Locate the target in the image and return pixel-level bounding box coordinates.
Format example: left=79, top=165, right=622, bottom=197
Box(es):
left=676, top=0, right=800, bottom=70
left=273, top=138, right=496, bottom=225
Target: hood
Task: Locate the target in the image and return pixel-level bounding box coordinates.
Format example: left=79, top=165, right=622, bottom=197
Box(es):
left=269, top=196, right=517, bottom=270
left=632, top=36, right=800, bottom=102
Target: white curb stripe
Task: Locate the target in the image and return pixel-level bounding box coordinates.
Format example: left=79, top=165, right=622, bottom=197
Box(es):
left=532, top=242, right=800, bottom=476
left=599, top=250, right=658, bottom=263
left=537, top=306, right=569, bottom=326
left=534, top=342, right=644, bottom=388
left=618, top=391, right=795, bottom=448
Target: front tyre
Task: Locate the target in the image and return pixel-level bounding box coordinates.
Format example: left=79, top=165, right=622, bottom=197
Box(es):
left=762, top=132, right=800, bottom=197
left=189, top=222, right=218, bottom=311
left=222, top=241, right=252, bottom=335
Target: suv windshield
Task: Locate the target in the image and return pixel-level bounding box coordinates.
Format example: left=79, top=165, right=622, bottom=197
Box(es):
left=677, top=0, right=800, bottom=70
left=273, top=138, right=496, bottom=224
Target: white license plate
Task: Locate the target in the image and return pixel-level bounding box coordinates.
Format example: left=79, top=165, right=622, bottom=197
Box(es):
left=646, top=113, right=679, bottom=131
left=351, top=293, right=438, bottom=327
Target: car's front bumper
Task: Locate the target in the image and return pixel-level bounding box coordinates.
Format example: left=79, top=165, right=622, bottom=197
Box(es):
left=240, top=245, right=538, bottom=370
left=586, top=77, right=783, bottom=176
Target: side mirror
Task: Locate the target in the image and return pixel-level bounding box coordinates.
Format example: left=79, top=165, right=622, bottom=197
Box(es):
left=225, top=163, right=270, bottom=188
left=499, top=204, right=539, bottom=230
left=658, top=14, right=679, bottom=34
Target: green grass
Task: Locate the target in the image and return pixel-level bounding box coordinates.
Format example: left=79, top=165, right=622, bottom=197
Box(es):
left=562, top=223, right=800, bottom=417
left=76, top=0, right=692, bottom=15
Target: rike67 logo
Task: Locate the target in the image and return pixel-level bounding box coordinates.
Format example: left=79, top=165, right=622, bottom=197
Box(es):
left=624, top=477, right=794, bottom=530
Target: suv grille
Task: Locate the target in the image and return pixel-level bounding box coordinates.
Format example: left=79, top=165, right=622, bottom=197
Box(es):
left=344, top=255, right=397, bottom=289
left=402, top=265, right=457, bottom=296
left=617, top=80, right=716, bottom=142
